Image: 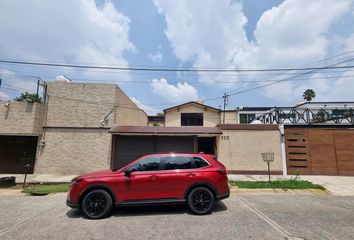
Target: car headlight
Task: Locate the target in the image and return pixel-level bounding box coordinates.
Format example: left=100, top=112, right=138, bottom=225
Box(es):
left=70, top=178, right=83, bottom=185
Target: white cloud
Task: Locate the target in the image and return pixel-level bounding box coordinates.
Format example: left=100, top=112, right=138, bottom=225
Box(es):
left=0, top=68, right=38, bottom=100
left=153, top=0, right=248, bottom=84
left=294, top=71, right=354, bottom=102
left=154, top=0, right=354, bottom=101
left=0, top=90, right=10, bottom=100
left=0, top=0, right=134, bottom=81
left=239, top=0, right=352, bottom=68
left=148, top=51, right=163, bottom=62
left=130, top=97, right=160, bottom=115
left=150, top=78, right=199, bottom=103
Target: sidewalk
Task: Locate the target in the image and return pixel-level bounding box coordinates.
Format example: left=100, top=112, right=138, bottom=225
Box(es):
left=228, top=174, right=354, bottom=196
left=0, top=174, right=76, bottom=184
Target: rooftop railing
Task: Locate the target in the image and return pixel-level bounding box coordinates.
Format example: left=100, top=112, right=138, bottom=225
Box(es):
left=257, top=105, right=354, bottom=125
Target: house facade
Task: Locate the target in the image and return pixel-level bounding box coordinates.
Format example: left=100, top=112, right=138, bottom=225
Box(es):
left=0, top=81, right=148, bottom=175
left=0, top=101, right=44, bottom=173
left=111, top=101, right=283, bottom=175
left=2, top=81, right=353, bottom=176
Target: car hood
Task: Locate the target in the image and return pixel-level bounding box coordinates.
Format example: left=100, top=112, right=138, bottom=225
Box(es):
left=75, top=169, right=116, bottom=180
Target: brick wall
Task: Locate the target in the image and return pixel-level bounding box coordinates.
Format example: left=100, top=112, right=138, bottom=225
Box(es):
left=46, top=82, right=117, bottom=128
left=35, top=128, right=111, bottom=174
left=0, top=101, right=44, bottom=135
left=35, top=81, right=148, bottom=174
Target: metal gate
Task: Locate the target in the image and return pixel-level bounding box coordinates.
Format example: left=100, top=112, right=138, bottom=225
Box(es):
left=112, top=135, right=195, bottom=169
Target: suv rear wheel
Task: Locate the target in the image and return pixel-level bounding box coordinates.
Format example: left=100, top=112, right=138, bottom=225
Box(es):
left=187, top=187, right=214, bottom=215
left=81, top=189, right=113, bottom=219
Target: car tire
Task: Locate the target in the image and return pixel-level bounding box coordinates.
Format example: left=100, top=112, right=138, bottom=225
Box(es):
left=81, top=189, right=113, bottom=219
left=187, top=187, right=214, bottom=215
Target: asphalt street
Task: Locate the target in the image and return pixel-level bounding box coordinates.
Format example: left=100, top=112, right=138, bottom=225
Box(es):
left=0, top=193, right=354, bottom=240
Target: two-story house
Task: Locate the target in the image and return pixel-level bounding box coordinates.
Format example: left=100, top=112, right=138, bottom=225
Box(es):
left=110, top=101, right=283, bottom=175
left=0, top=81, right=148, bottom=175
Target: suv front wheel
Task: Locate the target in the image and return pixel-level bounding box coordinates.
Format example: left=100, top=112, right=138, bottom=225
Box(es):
left=81, top=189, right=113, bottom=219
left=187, top=187, right=214, bottom=215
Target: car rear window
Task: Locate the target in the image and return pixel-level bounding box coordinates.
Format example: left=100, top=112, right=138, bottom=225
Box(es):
left=165, top=156, right=192, bottom=170
left=193, top=157, right=209, bottom=168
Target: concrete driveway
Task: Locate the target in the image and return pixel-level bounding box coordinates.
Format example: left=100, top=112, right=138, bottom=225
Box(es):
left=0, top=193, right=354, bottom=240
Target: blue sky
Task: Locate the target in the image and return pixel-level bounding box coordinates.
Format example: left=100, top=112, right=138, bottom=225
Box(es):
left=1, top=0, right=354, bottom=114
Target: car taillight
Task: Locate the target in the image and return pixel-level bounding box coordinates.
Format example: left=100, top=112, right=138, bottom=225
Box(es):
left=217, top=167, right=227, bottom=175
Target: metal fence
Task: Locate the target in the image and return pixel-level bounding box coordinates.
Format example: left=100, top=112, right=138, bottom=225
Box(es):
left=258, top=107, right=354, bottom=125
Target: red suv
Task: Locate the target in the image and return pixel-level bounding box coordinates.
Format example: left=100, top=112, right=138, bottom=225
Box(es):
left=66, top=153, right=229, bottom=219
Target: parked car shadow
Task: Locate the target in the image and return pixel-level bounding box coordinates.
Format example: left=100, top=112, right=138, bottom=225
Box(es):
left=66, top=201, right=227, bottom=219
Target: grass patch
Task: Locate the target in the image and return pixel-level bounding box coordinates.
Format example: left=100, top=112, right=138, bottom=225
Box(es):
left=22, top=183, right=69, bottom=195
left=228, top=180, right=325, bottom=190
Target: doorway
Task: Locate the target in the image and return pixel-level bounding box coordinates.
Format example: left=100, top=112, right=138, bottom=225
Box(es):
left=197, top=137, right=215, bottom=155
left=0, top=136, right=37, bottom=173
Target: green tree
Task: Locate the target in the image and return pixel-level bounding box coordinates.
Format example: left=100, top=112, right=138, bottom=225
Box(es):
left=302, top=89, right=316, bottom=102
left=156, top=112, right=164, bottom=116
left=14, top=92, right=43, bottom=103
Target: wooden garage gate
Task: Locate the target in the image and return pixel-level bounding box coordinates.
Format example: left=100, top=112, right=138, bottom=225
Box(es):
left=285, top=128, right=354, bottom=176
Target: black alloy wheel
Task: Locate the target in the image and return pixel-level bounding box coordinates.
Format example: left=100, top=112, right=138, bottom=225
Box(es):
left=187, top=187, right=214, bottom=215
left=81, top=189, right=113, bottom=219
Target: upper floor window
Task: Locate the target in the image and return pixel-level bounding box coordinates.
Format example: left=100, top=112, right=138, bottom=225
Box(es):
left=239, top=113, right=256, bottom=124
left=181, top=113, right=203, bottom=126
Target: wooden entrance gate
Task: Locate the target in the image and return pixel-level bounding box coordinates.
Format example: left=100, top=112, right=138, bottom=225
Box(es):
left=285, top=128, right=354, bottom=176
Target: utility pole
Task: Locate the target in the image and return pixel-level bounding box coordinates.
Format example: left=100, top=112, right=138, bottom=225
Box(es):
left=36, top=79, right=40, bottom=99
left=222, top=92, right=229, bottom=124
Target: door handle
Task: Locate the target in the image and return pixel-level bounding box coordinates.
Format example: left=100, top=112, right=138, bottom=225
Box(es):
left=149, top=175, right=159, bottom=179
left=186, top=173, right=196, bottom=177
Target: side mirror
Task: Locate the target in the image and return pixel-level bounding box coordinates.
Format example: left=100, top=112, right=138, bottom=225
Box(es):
left=124, top=170, right=132, bottom=177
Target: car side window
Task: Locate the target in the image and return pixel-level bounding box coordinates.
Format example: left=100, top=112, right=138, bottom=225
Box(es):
left=128, top=157, right=161, bottom=172
left=165, top=156, right=193, bottom=170
left=193, top=157, right=209, bottom=168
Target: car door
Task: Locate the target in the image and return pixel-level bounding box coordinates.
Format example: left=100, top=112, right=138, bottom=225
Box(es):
left=118, top=156, right=163, bottom=202
left=157, top=155, right=197, bottom=199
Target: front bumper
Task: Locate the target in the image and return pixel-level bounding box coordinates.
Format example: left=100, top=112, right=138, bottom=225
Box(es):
left=216, top=190, right=230, bottom=201
left=66, top=195, right=78, bottom=208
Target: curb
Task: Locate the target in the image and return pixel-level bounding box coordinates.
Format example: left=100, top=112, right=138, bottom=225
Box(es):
left=229, top=187, right=330, bottom=195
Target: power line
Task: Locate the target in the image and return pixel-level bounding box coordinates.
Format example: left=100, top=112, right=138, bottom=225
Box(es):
left=2, top=59, right=354, bottom=72
left=2, top=49, right=354, bottom=72
left=228, top=56, right=354, bottom=97
left=226, top=50, right=354, bottom=94
left=2, top=72, right=354, bottom=88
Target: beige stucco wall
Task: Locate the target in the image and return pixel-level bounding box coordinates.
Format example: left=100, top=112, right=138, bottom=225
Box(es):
left=165, top=104, right=220, bottom=127
left=148, top=120, right=164, bottom=126
left=223, top=111, right=238, bottom=124
left=0, top=101, right=44, bottom=135
left=35, top=128, right=111, bottom=174
left=217, top=129, right=282, bottom=172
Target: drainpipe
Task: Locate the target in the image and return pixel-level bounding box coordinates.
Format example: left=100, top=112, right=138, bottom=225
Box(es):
left=279, top=124, right=287, bottom=176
